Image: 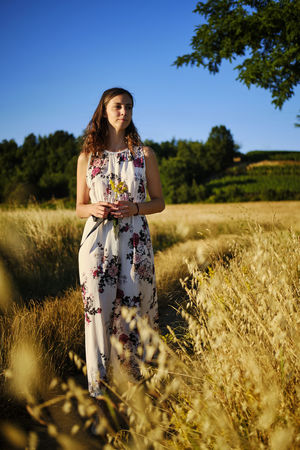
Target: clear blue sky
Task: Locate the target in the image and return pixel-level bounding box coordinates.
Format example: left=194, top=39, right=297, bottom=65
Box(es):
left=1, top=0, right=299, bottom=153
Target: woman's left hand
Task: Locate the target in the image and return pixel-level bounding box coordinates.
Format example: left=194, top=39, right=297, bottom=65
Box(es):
left=110, top=201, right=138, bottom=218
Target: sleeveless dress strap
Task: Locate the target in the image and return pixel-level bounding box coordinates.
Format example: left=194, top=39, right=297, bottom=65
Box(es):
left=139, top=146, right=147, bottom=189
left=86, top=152, right=93, bottom=189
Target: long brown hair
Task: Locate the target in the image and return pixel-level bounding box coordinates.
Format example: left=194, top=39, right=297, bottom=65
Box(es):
left=82, top=87, right=142, bottom=155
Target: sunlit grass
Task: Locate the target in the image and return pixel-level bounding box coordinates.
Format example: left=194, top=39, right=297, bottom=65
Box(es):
left=148, top=201, right=300, bottom=233
left=0, top=202, right=299, bottom=448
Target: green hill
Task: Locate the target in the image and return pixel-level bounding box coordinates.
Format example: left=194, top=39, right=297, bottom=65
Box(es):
left=204, top=162, right=300, bottom=203
left=244, top=150, right=300, bottom=162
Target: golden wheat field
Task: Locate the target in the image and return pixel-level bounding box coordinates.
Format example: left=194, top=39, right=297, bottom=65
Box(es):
left=0, top=201, right=299, bottom=449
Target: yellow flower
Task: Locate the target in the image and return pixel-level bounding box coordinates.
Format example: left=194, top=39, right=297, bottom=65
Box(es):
left=109, top=179, right=128, bottom=198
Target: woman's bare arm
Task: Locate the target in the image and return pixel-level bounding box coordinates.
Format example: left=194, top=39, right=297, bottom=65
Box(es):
left=141, top=145, right=165, bottom=214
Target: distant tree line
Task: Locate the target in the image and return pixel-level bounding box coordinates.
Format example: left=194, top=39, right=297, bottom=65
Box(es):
left=0, top=125, right=240, bottom=205
left=145, top=125, right=239, bottom=203
left=0, top=131, right=81, bottom=204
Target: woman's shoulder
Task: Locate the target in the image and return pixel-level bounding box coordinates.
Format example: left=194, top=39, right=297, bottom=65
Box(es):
left=141, top=145, right=159, bottom=173
left=78, top=151, right=90, bottom=163
left=77, top=152, right=91, bottom=175
left=141, top=145, right=155, bottom=159
left=78, top=151, right=93, bottom=170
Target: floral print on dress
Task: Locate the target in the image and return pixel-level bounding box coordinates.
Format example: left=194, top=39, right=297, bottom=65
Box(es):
left=79, top=146, right=159, bottom=397
left=89, top=155, right=108, bottom=180
left=133, top=156, right=144, bottom=168
left=81, top=280, right=102, bottom=324
left=138, top=179, right=145, bottom=196
left=126, top=228, right=154, bottom=283
left=92, top=254, right=121, bottom=293
left=108, top=289, right=143, bottom=379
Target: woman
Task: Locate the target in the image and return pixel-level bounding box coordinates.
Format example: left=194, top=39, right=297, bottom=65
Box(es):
left=77, top=87, right=165, bottom=397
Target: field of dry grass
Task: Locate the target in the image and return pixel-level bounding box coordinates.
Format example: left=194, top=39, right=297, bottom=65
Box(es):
left=149, top=201, right=300, bottom=231
left=0, top=201, right=299, bottom=449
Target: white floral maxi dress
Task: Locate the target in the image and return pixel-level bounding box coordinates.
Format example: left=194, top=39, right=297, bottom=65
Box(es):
left=78, top=146, right=159, bottom=397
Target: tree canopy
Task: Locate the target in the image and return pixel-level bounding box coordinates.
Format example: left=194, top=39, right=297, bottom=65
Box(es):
left=0, top=131, right=80, bottom=203
left=1, top=127, right=299, bottom=205
left=174, top=0, right=300, bottom=109
left=0, top=126, right=239, bottom=205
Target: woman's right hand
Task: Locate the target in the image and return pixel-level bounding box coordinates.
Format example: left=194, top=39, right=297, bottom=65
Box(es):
left=90, top=201, right=116, bottom=219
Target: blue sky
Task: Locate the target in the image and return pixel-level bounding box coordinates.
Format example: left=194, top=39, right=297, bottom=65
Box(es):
left=0, top=0, right=299, bottom=153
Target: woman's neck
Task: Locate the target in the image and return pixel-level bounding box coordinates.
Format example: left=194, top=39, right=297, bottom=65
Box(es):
left=106, top=129, right=127, bottom=152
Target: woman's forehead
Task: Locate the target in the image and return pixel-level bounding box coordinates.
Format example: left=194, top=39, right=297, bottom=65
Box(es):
left=108, top=93, right=133, bottom=105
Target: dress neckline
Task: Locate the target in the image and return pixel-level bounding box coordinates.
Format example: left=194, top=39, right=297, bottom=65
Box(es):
left=104, top=148, right=129, bottom=154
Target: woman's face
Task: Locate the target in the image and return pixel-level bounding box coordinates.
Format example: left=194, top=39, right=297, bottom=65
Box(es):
left=104, top=94, right=133, bottom=131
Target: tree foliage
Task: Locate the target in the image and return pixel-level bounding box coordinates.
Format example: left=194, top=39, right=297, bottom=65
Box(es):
left=0, top=131, right=80, bottom=203
left=0, top=126, right=239, bottom=205
left=158, top=125, right=238, bottom=203
left=1, top=127, right=299, bottom=205
left=174, top=0, right=300, bottom=108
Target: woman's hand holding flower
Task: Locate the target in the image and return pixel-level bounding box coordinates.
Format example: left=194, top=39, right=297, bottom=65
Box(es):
left=90, top=201, right=117, bottom=219
left=110, top=201, right=138, bottom=218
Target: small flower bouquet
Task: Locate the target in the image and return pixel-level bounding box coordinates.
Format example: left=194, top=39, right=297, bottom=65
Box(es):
left=109, top=179, right=129, bottom=238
